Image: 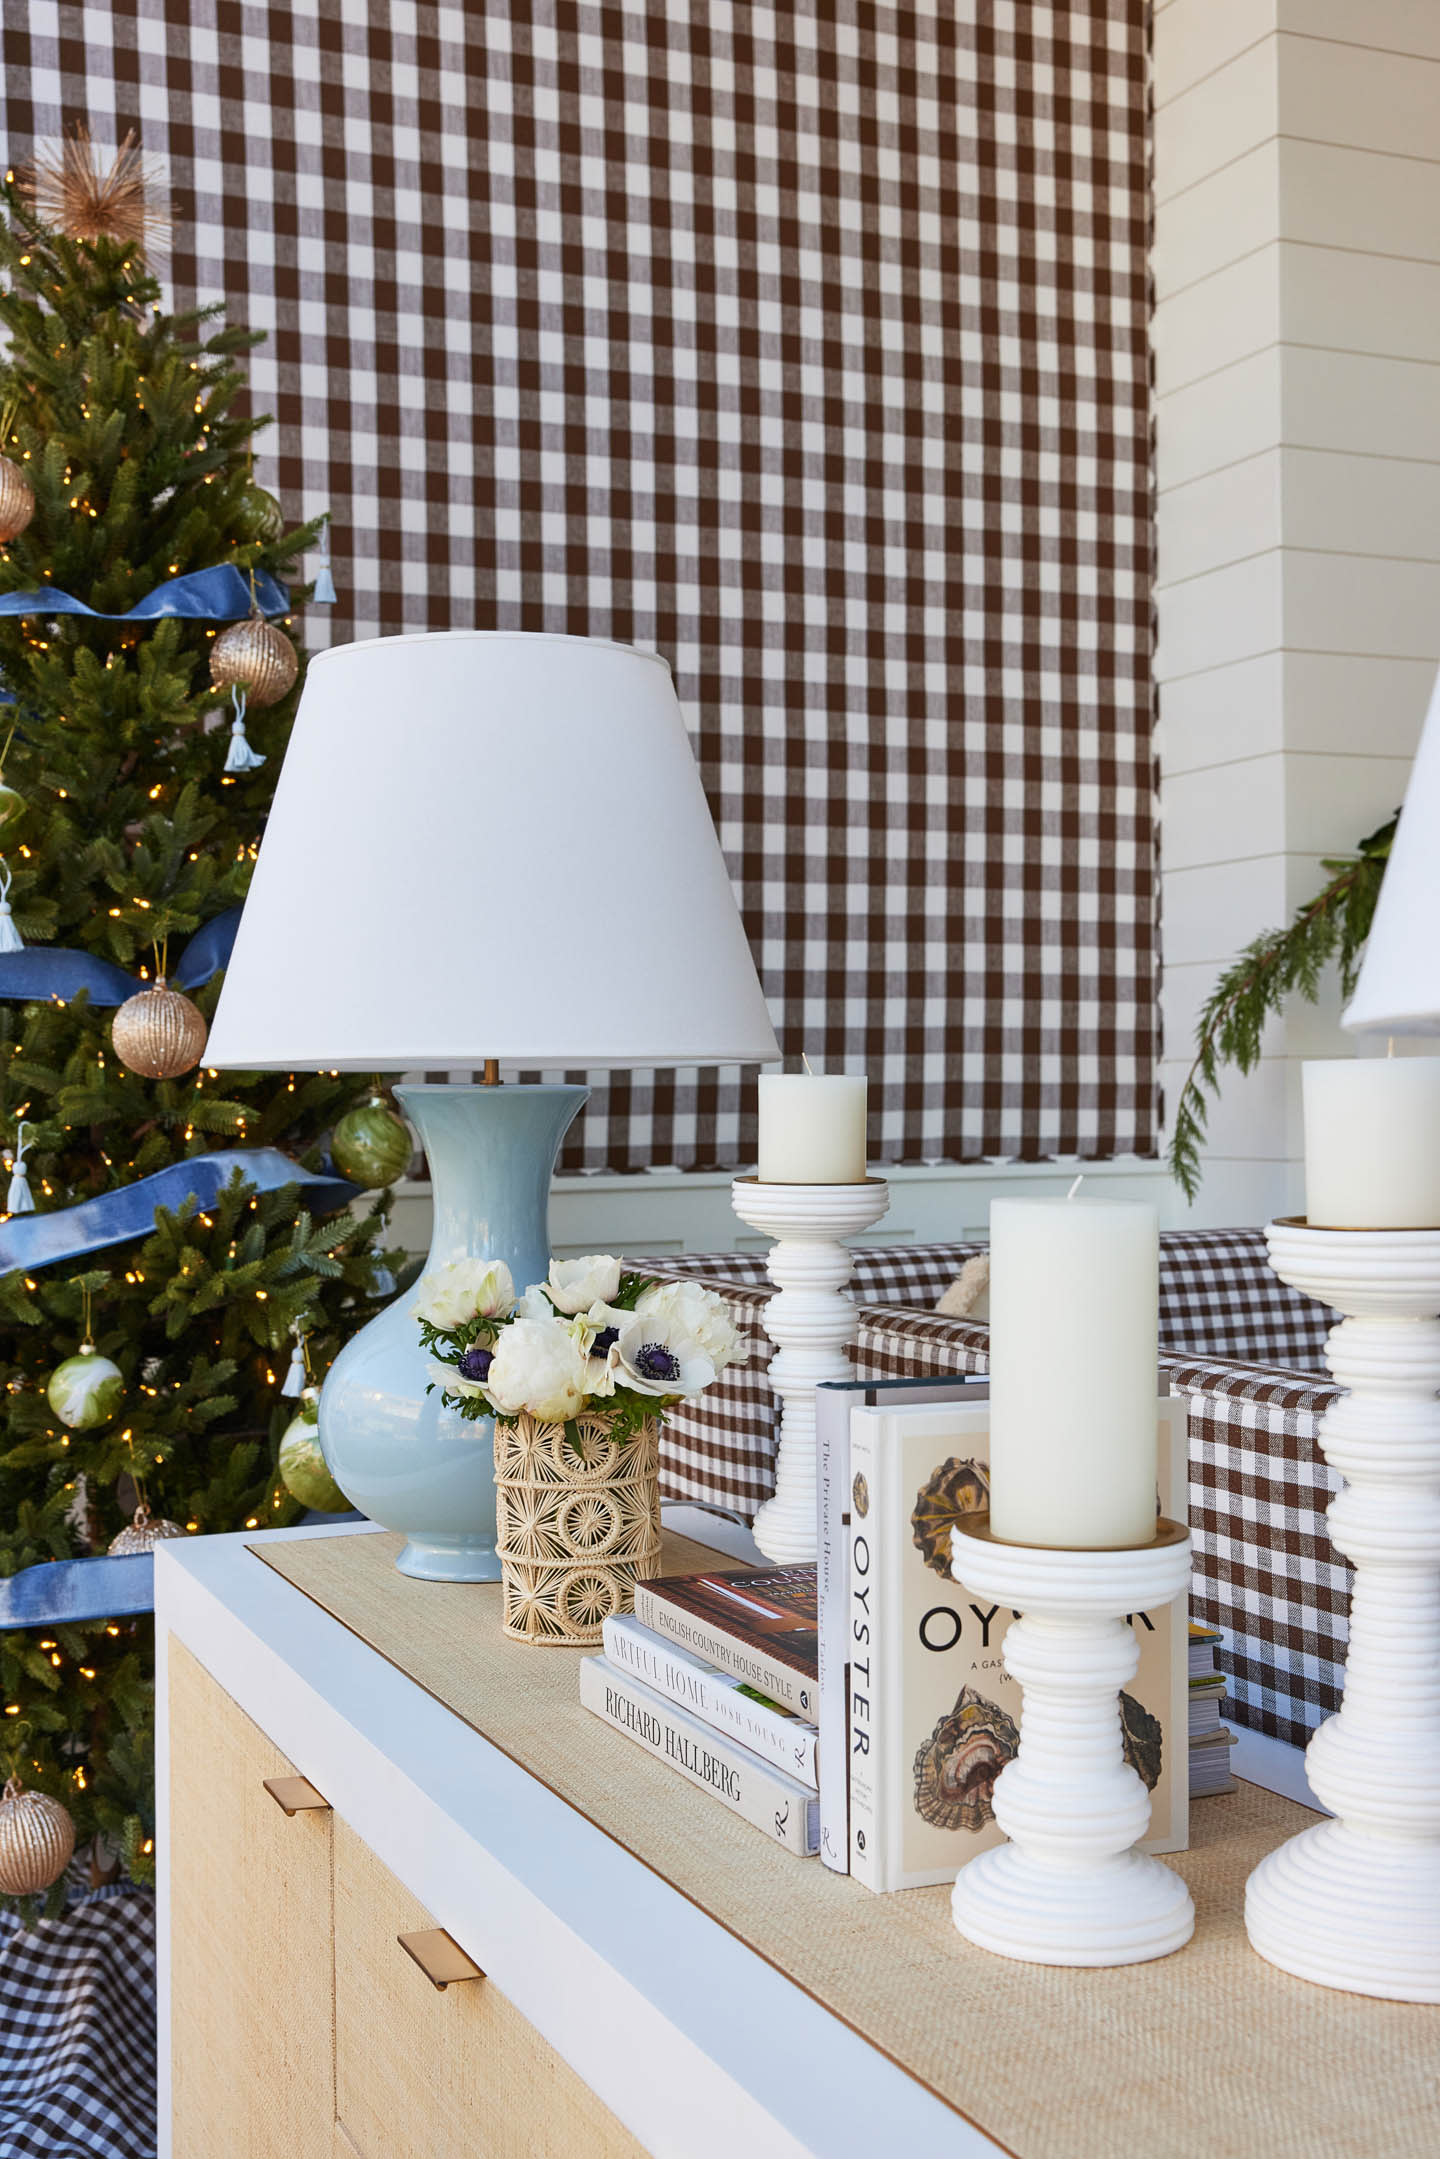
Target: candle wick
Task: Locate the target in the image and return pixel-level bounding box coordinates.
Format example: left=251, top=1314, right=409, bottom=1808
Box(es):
left=1067, top=1174, right=1085, bottom=1199
left=801, top=1050, right=815, bottom=1076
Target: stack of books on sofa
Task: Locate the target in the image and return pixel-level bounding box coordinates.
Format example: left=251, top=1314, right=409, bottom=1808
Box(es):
left=578, top=1565, right=821, bottom=1856
left=1189, top=1622, right=1237, bottom=1797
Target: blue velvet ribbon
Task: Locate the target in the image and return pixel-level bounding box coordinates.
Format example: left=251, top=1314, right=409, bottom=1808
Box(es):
left=0, top=906, right=241, bottom=1008
left=0, top=563, right=289, bottom=622
left=0, top=1148, right=357, bottom=1273
left=0, top=1552, right=155, bottom=1629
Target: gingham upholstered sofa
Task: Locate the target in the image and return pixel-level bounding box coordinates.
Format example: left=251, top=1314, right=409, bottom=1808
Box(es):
left=642, top=1229, right=1343, bottom=1758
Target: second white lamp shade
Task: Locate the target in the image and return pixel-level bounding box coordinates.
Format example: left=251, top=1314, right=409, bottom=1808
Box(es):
left=1344, top=663, right=1440, bottom=1036
left=205, top=632, right=779, bottom=1071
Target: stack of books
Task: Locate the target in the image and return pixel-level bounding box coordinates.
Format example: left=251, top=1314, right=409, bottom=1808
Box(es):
left=1189, top=1622, right=1237, bottom=1797
left=578, top=1565, right=822, bottom=1856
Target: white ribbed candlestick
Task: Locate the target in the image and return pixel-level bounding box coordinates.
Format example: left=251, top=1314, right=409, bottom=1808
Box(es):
left=1244, top=1221, right=1440, bottom=2001
left=949, top=1517, right=1195, bottom=1967
left=730, top=1176, right=890, bottom=1563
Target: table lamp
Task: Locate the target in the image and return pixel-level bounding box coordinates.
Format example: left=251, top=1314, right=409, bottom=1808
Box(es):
left=206, top=632, right=778, bottom=1579
left=1343, top=665, right=1440, bottom=1035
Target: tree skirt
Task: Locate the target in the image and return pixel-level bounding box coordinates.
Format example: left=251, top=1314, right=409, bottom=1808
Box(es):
left=0, top=1886, right=154, bottom=2159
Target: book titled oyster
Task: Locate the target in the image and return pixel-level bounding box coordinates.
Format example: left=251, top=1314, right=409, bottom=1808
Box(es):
left=847, top=1396, right=1188, bottom=1893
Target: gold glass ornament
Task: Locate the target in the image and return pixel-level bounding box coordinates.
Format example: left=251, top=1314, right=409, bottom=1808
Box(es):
left=109, top=1502, right=187, bottom=1555
left=210, top=616, right=298, bottom=708
left=111, top=976, right=208, bottom=1079
left=0, top=455, right=35, bottom=543
left=0, top=1775, right=76, bottom=1897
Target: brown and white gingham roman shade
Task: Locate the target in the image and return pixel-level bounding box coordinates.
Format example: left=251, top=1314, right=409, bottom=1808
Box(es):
left=0, top=1, right=1157, bottom=1172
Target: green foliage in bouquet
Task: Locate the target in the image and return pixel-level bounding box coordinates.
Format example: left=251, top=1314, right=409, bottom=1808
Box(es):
left=0, top=184, right=400, bottom=1907
left=1167, top=815, right=1396, bottom=1201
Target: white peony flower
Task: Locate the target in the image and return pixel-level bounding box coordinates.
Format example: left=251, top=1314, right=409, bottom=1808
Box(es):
left=413, top=1258, right=517, bottom=1331
left=609, top=1313, right=717, bottom=1399
left=484, top=1316, right=590, bottom=1423
left=634, top=1279, right=742, bottom=1373
left=517, top=1282, right=555, bottom=1322
left=546, top=1254, right=624, bottom=1315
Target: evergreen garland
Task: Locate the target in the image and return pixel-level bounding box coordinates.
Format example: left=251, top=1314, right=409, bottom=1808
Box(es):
left=1167, top=816, right=1397, bottom=1202
left=0, top=185, right=399, bottom=1909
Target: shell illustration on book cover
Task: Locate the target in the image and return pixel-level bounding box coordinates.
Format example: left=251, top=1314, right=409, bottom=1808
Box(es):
left=1120, top=1689, right=1163, bottom=1791
left=913, top=1684, right=1019, bottom=1832
left=910, top=1456, right=989, bottom=1575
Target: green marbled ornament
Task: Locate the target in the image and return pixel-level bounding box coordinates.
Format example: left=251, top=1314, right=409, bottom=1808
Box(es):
left=46, top=1346, right=124, bottom=1430
left=331, top=1096, right=411, bottom=1188
left=279, top=1411, right=348, bottom=1513
left=238, top=485, right=285, bottom=544
left=0, top=781, right=25, bottom=832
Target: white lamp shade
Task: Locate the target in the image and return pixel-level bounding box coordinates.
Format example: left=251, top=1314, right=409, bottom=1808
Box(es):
left=1344, top=663, right=1440, bottom=1035
left=205, top=632, right=780, bottom=1071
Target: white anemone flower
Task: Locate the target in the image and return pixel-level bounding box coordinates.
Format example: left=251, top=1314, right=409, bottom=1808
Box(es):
left=633, top=1279, right=743, bottom=1371
left=609, top=1313, right=716, bottom=1399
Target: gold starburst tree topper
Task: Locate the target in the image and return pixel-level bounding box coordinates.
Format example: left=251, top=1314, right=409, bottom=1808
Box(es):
left=23, top=124, right=170, bottom=254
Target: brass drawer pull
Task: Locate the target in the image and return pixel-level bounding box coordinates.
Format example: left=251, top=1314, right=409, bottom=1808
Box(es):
left=262, top=1775, right=330, bottom=1816
left=398, top=1928, right=485, bottom=1992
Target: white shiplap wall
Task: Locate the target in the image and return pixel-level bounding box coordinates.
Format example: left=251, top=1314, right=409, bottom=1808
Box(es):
left=1153, top=0, right=1440, bottom=1225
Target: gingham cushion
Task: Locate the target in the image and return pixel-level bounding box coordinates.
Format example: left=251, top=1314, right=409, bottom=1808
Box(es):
left=645, top=1229, right=1335, bottom=1369
left=1154, top=1230, right=1334, bottom=1370
left=0, top=1885, right=155, bottom=2159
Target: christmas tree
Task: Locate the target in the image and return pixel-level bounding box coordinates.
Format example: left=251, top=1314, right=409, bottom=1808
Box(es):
left=0, top=144, right=398, bottom=1911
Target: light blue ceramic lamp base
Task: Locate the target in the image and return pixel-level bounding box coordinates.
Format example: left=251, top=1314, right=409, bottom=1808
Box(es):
left=317, top=1081, right=588, bottom=1581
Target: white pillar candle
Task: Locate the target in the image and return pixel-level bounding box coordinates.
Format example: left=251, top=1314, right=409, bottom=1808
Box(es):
left=756, top=1074, right=868, bottom=1184
left=1304, top=1057, right=1440, bottom=1228
left=987, top=1196, right=1159, bottom=1550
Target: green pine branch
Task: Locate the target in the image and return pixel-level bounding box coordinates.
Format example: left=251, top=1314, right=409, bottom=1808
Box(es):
left=1167, top=815, right=1397, bottom=1201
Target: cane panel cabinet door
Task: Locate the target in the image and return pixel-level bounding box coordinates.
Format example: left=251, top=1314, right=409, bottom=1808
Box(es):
left=169, top=1641, right=336, bottom=2158
left=332, top=1819, right=646, bottom=2159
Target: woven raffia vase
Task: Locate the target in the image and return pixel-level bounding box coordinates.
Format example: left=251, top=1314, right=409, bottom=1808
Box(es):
left=493, top=1411, right=661, bottom=1644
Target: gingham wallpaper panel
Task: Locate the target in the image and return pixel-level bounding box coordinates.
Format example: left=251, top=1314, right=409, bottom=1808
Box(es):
left=0, top=0, right=1157, bottom=1172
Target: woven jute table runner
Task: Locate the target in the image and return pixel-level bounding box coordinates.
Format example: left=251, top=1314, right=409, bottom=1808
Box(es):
left=252, top=1528, right=1438, bottom=2159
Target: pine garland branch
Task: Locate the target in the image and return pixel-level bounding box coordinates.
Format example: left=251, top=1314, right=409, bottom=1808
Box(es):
left=1167, top=816, right=1397, bottom=1202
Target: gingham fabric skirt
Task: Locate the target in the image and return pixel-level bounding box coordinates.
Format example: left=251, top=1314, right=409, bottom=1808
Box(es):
left=0, top=1885, right=155, bottom=2159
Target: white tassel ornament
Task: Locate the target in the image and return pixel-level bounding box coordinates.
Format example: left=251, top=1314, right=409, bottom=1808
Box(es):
left=280, top=1336, right=307, bottom=1397
left=313, top=535, right=337, bottom=606
left=0, top=860, right=24, bottom=953
left=5, top=1122, right=34, bottom=1214
left=223, top=686, right=266, bottom=775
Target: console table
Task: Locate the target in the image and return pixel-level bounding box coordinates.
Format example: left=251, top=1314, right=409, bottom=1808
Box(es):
left=156, top=1518, right=1437, bottom=2159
